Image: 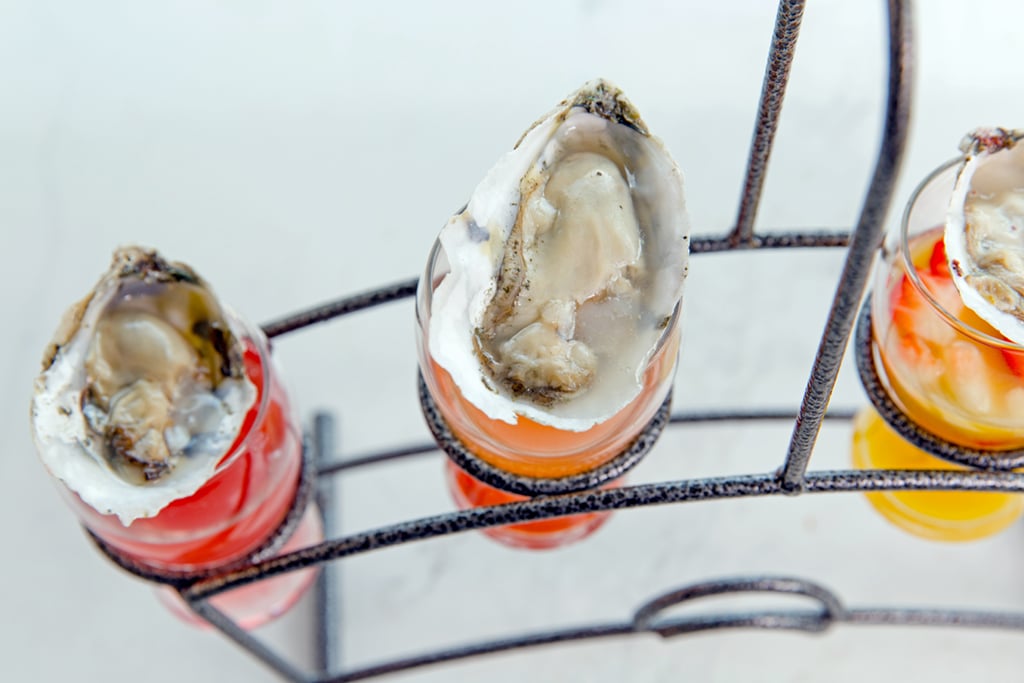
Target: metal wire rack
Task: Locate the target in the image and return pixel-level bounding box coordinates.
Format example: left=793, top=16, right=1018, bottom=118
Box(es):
left=83, top=0, right=1024, bottom=680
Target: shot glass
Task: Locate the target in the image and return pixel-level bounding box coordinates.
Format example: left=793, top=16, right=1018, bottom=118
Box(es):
left=42, top=314, right=321, bottom=627
left=417, top=239, right=679, bottom=548
left=853, top=158, right=1024, bottom=540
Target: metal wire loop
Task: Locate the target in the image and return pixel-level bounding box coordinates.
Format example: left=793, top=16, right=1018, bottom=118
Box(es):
left=632, top=576, right=845, bottom=637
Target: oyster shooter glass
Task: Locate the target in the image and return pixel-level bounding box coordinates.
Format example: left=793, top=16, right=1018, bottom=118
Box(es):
left=43, top=313, right=321, bottom=629
left=852, top=158, right=1024, bottom=541
left=417, top=239, right=681, bottom=549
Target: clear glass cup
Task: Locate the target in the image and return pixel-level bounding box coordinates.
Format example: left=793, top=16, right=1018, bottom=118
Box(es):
left=853, top=158, right=1024, bottom=540
left=46, top=315, right=321, bottom=625
left=874, top=160, right=1024, bottom=448
left=416, top=239, right=680, bottom=480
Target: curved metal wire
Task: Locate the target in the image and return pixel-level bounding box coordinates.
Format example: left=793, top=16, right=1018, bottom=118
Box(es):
left=632, top=576, right=846, bottom=631
left=257, top=231, right=852, bottom=342
left=182, top=463, right=1024, bottom=603
left=262, top=278, right=419, bottom=339
left=190, top=572, right=1024, bottom=683
left=331, top=606, right=1024, bottom=683
left=419, top=375, right=673, bottom=496
left=315, top=407, right=859, bottom=476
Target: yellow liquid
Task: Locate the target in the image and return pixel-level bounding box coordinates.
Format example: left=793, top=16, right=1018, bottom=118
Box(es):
left=850, top=407, right=1023, bottom=542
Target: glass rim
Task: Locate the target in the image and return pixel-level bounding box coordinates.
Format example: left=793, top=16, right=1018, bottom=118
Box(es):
left=899, top=156, right=1024, bottom=352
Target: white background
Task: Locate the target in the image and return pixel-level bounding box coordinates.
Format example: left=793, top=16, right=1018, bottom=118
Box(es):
left=4, top=1, right=1024, bottom=681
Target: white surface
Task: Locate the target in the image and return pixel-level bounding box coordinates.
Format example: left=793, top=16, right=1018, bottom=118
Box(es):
left=4, top=1, right=1024, bottom=681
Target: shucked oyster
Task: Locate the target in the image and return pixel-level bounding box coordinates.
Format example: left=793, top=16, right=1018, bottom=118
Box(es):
left=429, top=80, right=690, bottom=431
left=946, top=128, right=1024, bottom=343
left=31, top=247, right=256, bottom=524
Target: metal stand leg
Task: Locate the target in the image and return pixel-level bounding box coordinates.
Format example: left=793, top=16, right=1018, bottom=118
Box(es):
left=314, top=413, right=341, bottom=676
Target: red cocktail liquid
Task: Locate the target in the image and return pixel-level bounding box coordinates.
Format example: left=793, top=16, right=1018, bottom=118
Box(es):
left=68, top=340, right=304, bottom=573
left=445, top=460, right=614, bottom=550
left=158, top=504, right=323, bottom=630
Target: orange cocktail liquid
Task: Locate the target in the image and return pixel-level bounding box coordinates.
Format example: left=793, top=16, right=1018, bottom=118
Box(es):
left=428, top=328, right=679, bottom=479
left=878, top=227, right=1024, bottom=448
left=858, top=226, right=1024, bottom=540
left=851, top=407, right=1022, bottom=542
left=446, top=461, right=613, bottom=550
left=69, top=342, right=303, bottom=572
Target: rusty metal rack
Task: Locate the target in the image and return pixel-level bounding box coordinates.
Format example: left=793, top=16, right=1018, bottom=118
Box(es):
left=88, top=0, right=1024, bottom=680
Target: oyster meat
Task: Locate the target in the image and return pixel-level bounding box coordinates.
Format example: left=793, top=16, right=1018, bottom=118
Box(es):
left=946, top=128, right=1024, bottom=343
left=430, top=80, right=690, bottom=431
left=31, top=247, right=257, bottom=524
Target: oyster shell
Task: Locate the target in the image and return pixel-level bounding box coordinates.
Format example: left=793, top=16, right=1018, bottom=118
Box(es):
left=429, top=80, right=689, bottom=431
left=31, top=247, right=257, bottom=524
left=946, top=128, right=1024, bottom=343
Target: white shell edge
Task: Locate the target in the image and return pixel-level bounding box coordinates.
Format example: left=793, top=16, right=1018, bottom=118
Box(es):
left=945, top=143, right=1024, bottom=346
left=31, top=280, right=257, bottom=526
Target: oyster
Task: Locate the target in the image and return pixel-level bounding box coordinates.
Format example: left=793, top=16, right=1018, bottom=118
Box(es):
left=31, top=247, right=257, bottom=524
left=429, top=80, right=690, bottom=431
left=946, top=128, right=1024, bottom=343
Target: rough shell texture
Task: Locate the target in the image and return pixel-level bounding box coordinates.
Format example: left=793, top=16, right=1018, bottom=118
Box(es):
left=31, top=247, right=256, bottom=524
left=946, top=127, right=1024, bottom=344
left=429, top=80, right=689, bottom=431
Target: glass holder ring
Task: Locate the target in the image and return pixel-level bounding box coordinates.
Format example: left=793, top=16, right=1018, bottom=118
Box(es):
left=855, top=298, right=1024, bottom=471
left=85, top=442, right=317, bottom=587
left=418, top=371, right=672, bottom=497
